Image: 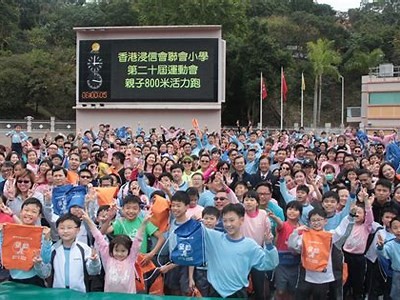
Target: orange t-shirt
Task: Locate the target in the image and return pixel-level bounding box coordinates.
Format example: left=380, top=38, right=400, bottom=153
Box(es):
left=67, top=171, right=79, bottom=185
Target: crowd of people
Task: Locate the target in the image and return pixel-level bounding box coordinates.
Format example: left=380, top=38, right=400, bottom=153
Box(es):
left=0, top=122, right=400, bottom=299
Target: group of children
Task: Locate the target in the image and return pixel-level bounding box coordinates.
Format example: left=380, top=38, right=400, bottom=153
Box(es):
left=0, top=123, right=400, bottom=299
left=0, top=181, right=399, bottom=299
left=0, top=190, right=280, bottom=298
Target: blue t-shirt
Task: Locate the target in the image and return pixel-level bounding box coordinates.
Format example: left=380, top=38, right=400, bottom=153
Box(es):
left=204, top=228, right=278, bottom=297
left=64, top=247, right=71, bottom=286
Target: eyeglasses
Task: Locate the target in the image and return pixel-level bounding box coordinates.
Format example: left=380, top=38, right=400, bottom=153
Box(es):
left=214, top=197, right=228, bottom=201
left=17, top=180, right=31, bottom=184
left=220, top=167, right=229, bottom=170
left=80, top=175, right=92, bottom=179
left=201, top=160, right=210, bottom=163
left=58, top=227, right=78, bottom=231
left=258, top=192, right=271, bottom=196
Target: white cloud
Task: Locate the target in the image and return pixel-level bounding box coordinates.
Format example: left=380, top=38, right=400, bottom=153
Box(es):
left=319, top=0, right=361, bottom=11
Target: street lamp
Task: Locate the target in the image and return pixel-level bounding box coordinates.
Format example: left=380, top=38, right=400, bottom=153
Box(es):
left=339, top=75, right=345, bottom=128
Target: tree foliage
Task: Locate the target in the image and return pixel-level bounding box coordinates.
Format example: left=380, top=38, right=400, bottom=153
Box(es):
left=0, top=0, right=399, bottom=126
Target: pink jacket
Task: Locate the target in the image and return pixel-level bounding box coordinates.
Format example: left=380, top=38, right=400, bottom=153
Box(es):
left=368, top=132, right=397, bottom=146
left=343, top=207, right=373, bottom=254
left=92, top=226, right=142, bottom=293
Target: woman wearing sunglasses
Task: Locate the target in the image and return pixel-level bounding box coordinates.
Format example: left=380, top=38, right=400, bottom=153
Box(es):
left=6, top=169, right=43, bottom=218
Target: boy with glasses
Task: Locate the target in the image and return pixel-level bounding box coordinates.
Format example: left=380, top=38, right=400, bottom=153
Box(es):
left=46, top=213, right=101, bottom=292
left=288, top=208, right=356, bottom=299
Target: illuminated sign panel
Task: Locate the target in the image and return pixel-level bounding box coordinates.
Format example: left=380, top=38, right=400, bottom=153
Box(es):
left=78, top=39, right=218, bottom=102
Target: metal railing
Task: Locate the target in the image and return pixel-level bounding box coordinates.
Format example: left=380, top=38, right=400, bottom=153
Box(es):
left=0, top=118, right=76, bottom=133
left=369, top=64, right=400, bottom=77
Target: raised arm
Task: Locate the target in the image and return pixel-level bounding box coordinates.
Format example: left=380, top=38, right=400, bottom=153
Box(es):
left=279, top=178, right=295, bottom=204
left=81, top=210, right=110, bottom=260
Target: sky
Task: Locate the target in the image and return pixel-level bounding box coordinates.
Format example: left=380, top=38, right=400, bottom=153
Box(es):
left=319, top=0, right=361, bottom=12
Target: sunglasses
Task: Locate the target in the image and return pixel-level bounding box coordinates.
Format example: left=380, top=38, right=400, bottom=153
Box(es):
left=80, top=176, right=92, bottom=179
left=183, top=161, right=192, bottom=164
left=17, top=180, right=31, bottom=184
left=214, top=197, right=227, bottom=201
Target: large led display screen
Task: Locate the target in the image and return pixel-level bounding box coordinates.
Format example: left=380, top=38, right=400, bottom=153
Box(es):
left=78, top=39, right=219, bottom=102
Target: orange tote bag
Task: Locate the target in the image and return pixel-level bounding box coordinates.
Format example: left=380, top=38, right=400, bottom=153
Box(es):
left=149, top=195, right=170, bottom=233
left=301, top=230, right=332, bottom=272
left=2, top=224, right=43, bottom=271
left=95, top=187, right=118, bottom=206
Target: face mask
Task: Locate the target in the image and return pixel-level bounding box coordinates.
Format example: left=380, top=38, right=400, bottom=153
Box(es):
left=325, top=174, right=334, bottom=182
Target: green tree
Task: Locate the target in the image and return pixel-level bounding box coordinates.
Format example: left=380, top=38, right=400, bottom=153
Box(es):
left=0, top=1, right=19, bottom=50
left=345, top=48, right=384, bottom=73
left=307, top=38, right=341, bottom=126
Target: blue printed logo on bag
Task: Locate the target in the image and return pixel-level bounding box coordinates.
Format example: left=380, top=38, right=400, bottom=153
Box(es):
left=171, top=219, right=205, bottom=266
left=52, top=184, right=74, bottom=215
left=67, top=186, right=87, bottom=210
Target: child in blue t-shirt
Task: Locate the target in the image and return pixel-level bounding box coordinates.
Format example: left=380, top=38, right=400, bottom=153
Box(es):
left=203, top=203, right=278, bottom=298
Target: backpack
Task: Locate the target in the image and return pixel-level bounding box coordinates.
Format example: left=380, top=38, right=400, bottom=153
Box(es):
left=51, top=184, right=74, bottom=215
left=133, top=255, right=164, bottom=295
left=171, top=219, right=206, bottom=267
left=66, top=185, right=87, bottom=210
left=47, top=243, right=90, bottom=292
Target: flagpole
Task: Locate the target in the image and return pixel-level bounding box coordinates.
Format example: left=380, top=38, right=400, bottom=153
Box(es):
left=260, top=72, right=263, bottom=130
left=301, top=72, right=304, bottom=128
left=280, top=67, right=283, bottom=130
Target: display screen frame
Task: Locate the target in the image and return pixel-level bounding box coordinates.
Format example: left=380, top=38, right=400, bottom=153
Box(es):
left=78, top=38, right=219, bottom=103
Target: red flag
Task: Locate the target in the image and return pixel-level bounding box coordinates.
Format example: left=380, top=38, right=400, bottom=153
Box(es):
left=261, top=78, right=267, bottom=100
left=282, top=71, right=288, bottom=102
